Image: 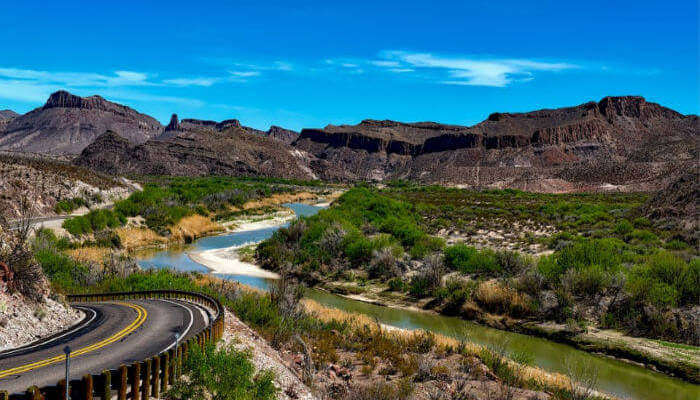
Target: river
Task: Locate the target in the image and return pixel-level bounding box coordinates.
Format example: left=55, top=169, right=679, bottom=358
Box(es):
left=136, top=203, right=699, bottom=400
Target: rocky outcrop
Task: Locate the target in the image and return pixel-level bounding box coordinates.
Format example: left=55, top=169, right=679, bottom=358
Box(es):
left=643, top=167, right=699, bottom=241
left=75, top=126, right=315, bottom=180
left=0, top=109, right=18, bottom=132
left=0, top=91, right=162, bottom=154
left=266, top=126, right=298, bottom=144
left=294, top=96, right=698, bottom=191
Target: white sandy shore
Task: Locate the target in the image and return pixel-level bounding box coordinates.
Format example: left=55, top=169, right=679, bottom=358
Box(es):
left=189, top=244, right=280, bottom=279
left=226, top=214, right=296, bottom=232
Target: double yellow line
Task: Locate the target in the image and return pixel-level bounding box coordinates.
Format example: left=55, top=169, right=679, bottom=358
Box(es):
left=0, top=302, right=147, bottom=379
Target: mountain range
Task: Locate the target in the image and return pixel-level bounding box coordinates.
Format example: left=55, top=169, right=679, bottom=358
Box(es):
left=1, top=91, right=697, bottom=192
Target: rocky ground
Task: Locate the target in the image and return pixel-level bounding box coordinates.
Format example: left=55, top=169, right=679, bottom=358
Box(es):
left=0, top=153, right=133, bottom=220
left=0, top=283, right=83, bottom=351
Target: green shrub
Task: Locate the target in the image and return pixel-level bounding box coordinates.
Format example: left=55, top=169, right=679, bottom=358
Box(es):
left=444, top=244, right=500, bottom=275
left=627, top=252, right=699, bottom=307
left=169, top=343, right=277, bottom=400
left=614, top=219, right=634, bottom=235
left=62, top=209, right=124, bottom=235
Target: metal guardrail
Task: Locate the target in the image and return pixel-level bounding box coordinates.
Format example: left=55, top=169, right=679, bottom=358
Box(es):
left=1, top=290, right=225, bottom=400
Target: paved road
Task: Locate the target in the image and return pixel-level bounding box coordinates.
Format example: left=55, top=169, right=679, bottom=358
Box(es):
left=0, top=299, right=209, bottom=394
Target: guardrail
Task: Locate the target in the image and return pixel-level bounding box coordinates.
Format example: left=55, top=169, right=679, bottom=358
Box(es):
left=1, top=290, right=225, bottom=400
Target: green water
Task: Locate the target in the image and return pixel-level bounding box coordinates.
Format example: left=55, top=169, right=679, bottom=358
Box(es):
left=136, top=203, right=699, bottom=400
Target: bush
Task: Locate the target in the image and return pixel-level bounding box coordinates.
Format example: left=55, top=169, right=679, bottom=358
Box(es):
left=444, top=244, right=500, bottom=275
left=169, top=343, right=277, bottom=400
left=62, top=209, right=124, bottom=235
left=627, top=252, right=699, bottom=307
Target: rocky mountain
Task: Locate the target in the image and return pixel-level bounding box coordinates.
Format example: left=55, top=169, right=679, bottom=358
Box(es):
left=157, top=114, right=298, bottom=144
left=294, top=96, right=698, bottom=192
left=0, top=91, right=162, bottom=155
left=0, top=109, right=18, bottom=132
left=74, top=120, right=315, bottom=180
left=0, top=110, right=18, bottom=120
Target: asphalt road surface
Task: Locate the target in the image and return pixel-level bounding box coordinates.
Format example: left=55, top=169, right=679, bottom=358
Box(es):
left=0, top=299, right=209, bottom=394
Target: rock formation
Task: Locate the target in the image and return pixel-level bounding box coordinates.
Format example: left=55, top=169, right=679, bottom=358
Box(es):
left=75, top=124, right=315, bottom=180
left=0, top=91, right=162, bottom=154
left=294, top=96, right=698, bottom=191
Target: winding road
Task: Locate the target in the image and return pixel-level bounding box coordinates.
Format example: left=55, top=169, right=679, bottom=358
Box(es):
left=0, top=299, right=209, bottom=395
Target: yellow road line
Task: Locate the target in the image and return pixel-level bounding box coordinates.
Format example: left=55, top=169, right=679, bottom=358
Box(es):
left=0, top=302, right=147, bottom=378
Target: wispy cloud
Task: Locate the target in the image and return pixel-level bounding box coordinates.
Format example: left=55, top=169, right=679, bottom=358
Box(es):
left=376, top=51, right=579, bottom=87
left=229, top=70, right=261, bottom=78
left=162, top=77, right=219, bottom=87
left=0, top=67, right=215, bottom=105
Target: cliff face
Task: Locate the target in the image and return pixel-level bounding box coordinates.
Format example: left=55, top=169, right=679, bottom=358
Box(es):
left=294, top=96, right=698, bottom=191
left=0, top=91, right=162, bottom=155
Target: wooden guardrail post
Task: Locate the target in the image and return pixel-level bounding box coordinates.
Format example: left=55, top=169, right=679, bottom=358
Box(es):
left=168, top=349, right=176, bottom=384
left=83, top=374, right=94, bottom=400
left=100, top=370, right=111, bottom=400
left=162, top=351, right=170, bottom=391
left=25, top=386, right=41, bottom=400
left=130, top=363, right=141, bottom=400
left=142, top=359, right=151, bottom=399
left=0, top=390, right=7, bottom=400
left=118, top=365, right=128, bottom=400
left=58, top=379, right=68, bottom=400
left=152, top=356, right=160, bottom=398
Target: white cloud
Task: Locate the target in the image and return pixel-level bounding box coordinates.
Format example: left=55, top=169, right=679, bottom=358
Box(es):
left=229, top=70, right=261, bottom=78
left=163, top=77, right=219, bottom=87
left=370, top=60, right=400, bottom=68
left=376, top=51, right=579, bottom=87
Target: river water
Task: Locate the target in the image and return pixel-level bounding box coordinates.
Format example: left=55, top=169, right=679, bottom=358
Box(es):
left=136, top=203, right=699, bottom=400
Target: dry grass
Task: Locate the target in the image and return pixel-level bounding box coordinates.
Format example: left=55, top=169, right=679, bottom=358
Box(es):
left=474, top=280, right=533, bottom=317
left=170, top=215, right=224, bottom=243
left=65, top=247, right=111, bottom=264
left=242, top=191, right=318, bottom=209
left=115, top=227, right=168, bottom=250
left=301, top=298, right=576, bottom=395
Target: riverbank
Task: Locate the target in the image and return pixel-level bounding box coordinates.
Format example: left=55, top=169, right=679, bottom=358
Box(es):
left=319, top=279, right=700, bottom=383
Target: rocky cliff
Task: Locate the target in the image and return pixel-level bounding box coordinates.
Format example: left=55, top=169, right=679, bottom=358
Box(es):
left=294, top=96, right=698, bottom=191
left=0, top=91, right=162, bottom=154
left=157, top=114, right=298, bottom=144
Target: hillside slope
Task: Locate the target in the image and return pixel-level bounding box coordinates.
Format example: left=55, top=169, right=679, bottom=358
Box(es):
left=0, top=91, right=162, bottom=155
left=74, top=122, right=315, bottom=180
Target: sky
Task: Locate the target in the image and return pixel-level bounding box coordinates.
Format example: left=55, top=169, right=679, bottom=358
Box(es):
left=1, top=0, right=698, bottom=131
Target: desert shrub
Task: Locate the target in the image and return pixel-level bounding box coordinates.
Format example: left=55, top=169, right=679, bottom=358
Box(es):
left=559, top=265, right=611, bottom=297
left=474, top=281, right=533, bottom=317
left=367, top=247, right=401, bottom=279
left=538, top=238, right=626, bottom=287
left=614, top=219, right=634, bottom=235
left=444, top=244, right=500, bottom=275
left=409, top=235, right=445, bottom=259
left=495, top=250, right=531, bottom=276
left=54, top=197, right=88, bottom=214
left=627, top=252, right=699, bottom=307
left=409, top=254, right=444, bottom=297
left=387, top=277, right=408, bottom=292
left=62, top=209, right=125, bottom=235
left=168, top=343, right=277, bottom=400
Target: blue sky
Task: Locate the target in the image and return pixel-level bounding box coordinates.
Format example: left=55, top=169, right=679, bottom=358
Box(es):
left=1, top=0, right=698, bottom=131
